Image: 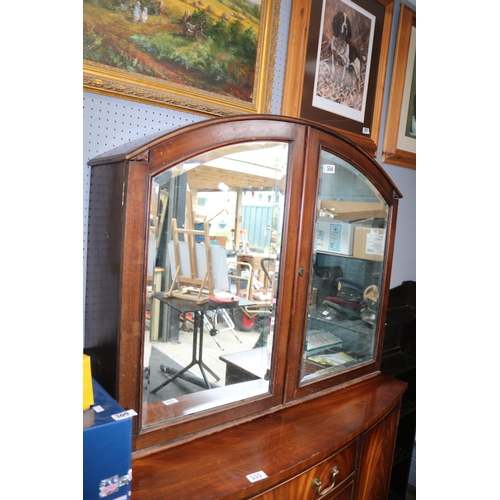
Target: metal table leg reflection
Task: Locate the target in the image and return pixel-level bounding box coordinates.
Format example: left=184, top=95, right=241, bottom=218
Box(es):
left=150, top=310, right=220, bottom=395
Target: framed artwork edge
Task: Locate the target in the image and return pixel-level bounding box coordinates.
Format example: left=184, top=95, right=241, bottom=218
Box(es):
left=83, top=0, right=281, bottom=117
left=381, top=3, right=416, bottom=169
left=282, top=0, right=395, bottom=157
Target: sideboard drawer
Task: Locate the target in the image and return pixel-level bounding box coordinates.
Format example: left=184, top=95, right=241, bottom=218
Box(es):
left=328, top=481, right=354, bottom=500
left=250, top=440, right=357, bottom=500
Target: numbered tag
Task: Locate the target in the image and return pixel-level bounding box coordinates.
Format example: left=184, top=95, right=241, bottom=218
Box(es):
left=111, top=409, right=138, bottom=421
left=246, top=471, right=268, bottom=483
left=163, top=398, right=179, bottom=406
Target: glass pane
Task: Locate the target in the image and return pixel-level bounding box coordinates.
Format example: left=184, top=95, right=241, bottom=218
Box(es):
left=301, top=149, right=388, bottom=383
left=142, top=142, right=288, bottom=428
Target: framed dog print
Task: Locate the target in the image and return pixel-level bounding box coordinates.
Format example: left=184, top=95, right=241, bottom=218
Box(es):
left=312, top=1, right=376, bottom=123
left=83, top=0, right=280, bottom=116
left=382, top=4, right=416, bottom=168
left=283, top=0, right=394, bottom=156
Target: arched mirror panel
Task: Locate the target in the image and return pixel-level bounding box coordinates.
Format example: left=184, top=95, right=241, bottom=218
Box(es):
left=300, top=147, right=389, bottom=385
left=142, top=141, right=289, bottom=429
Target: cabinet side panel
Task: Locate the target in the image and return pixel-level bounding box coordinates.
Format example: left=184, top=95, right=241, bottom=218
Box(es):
left=356, top=402, right=401, bottom=500
left=84, top=163, right=124, bottom=397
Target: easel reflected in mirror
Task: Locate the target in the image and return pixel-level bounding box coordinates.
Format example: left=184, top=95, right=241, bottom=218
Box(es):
left=165, top=217, right=214, bottom=304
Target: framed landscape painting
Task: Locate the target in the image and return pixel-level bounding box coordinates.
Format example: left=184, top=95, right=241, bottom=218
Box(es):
left=83, top=0, right=280, bottom=116
left=282, top=0, right=394, bottom=156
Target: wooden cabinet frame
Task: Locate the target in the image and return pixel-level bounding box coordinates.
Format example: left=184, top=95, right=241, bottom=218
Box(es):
left=85, top=115, right=403, bottom=458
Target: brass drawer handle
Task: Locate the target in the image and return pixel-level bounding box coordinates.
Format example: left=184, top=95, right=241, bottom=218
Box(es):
left=312, top=465, right=339, bottom=497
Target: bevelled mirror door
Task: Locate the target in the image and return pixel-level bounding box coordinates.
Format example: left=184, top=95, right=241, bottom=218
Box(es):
left=142, top=141, right=288, bottom=429
left=300, top=148, right=388, bottom=384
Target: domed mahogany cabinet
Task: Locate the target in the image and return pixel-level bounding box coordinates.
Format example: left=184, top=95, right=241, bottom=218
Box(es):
left=85, top=115, right=406, bottom=499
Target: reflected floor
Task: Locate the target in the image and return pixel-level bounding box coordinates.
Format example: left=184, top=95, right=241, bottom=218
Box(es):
left=144, top=320, right=263, bottom=400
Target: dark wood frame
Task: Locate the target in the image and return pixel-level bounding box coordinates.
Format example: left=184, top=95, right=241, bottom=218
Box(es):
left=83, top=1, right=280, bottom=117
left=85, top=115, right=402, bottom=456
left=282, top=0, right=395, bottom=157
left=381, top=4, right=416, bottom=168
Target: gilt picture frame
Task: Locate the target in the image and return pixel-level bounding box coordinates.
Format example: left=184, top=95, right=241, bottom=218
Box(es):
left=381, top=4, right=416, bottom=168
left=83, top=0, right=280, bottom=116
left=282, top=0, right=394, bottom=157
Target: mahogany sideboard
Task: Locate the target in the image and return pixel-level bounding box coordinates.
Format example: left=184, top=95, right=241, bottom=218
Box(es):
left=131, top=374, right=406, bottom=499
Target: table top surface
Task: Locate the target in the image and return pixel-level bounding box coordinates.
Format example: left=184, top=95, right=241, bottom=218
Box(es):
left=219, top=346, right=271, bottom=378
left=154, top=293, right=253, bottom=313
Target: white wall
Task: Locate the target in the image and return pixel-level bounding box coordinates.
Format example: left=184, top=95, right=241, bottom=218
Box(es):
left=382, top=162, right=416, bottom=287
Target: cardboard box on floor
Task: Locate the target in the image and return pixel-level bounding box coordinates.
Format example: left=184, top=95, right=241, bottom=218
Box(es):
left=315, top=201, right=387, bottom=256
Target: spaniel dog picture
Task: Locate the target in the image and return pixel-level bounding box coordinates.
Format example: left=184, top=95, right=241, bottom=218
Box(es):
left=312, top=0, right=375, bottom=123
left=331, top=11, right=362, bottom=90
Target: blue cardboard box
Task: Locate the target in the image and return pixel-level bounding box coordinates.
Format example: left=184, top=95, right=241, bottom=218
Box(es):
left=83, top=379, right=133, bottom=499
